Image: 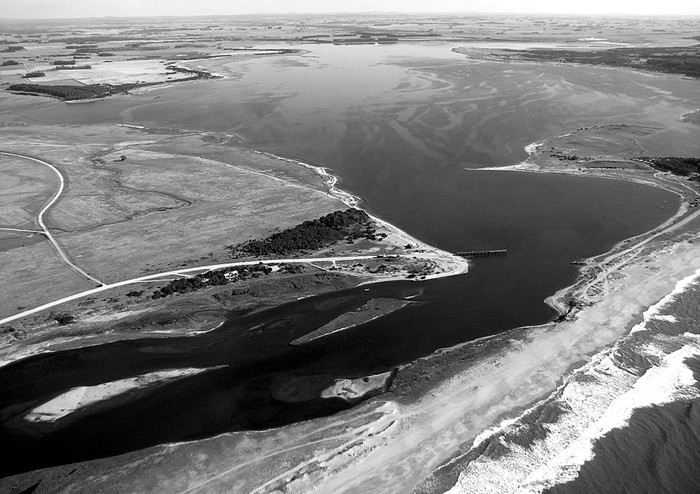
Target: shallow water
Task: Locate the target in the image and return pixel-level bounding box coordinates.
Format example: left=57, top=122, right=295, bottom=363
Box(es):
left=0, top=43, right=695, bottom=477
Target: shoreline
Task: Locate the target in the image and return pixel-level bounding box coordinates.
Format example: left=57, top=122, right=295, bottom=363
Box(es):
left=2, top=129, right=684, bottom=361
left=0, top=138, right=469, bottom=370
left=281, top=129, right=700, bottom=491
left=1, top=129, right=696, bottom=491
left=228, top=137, right=700, bottom=493
left=249, top=148, right=471, bottom=281
left=300, top=223, right=700, bottom=494
left=428, top=256, right=700, bottom=493
left=471, top=128, right=696, bottom=319
left=6, top=232, right=696, bottom=493
left=388, top=136, right=700, bottom=491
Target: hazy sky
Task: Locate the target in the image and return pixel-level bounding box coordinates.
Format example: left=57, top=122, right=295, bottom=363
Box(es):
left=1, top=0, right=699, bottom=19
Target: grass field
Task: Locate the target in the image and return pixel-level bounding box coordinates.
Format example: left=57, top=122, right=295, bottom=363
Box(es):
left=0, top=154, right=57, bottom=230
left=0, top=124, right=347, bottom=315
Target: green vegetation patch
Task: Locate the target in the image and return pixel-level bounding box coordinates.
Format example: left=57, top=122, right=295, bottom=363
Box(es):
left=639, top=157, right=700, bottom=180
left=228, top=208, right=378, bottom=256
left=151, top=263, right=304, bottom=299
left=498, top=42, right=700, bottom=79
left=8, top=82, right=150, bottom=100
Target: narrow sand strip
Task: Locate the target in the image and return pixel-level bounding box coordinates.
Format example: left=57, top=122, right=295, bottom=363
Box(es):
left=24, top=367, right=217, bottom=423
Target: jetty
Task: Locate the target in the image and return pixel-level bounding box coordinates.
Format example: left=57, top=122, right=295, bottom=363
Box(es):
left=456, top=249, right=507, bottom=258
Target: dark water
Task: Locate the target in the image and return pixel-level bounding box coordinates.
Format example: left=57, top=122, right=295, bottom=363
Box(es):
left=0, top=44, right=693, bottom=476
left=548, top=398, right=700, bottom=494
left=0, top=260, right=587, bottom=477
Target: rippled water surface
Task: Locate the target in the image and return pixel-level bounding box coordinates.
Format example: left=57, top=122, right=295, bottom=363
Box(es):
left=1, top=43, right=697, bottom=476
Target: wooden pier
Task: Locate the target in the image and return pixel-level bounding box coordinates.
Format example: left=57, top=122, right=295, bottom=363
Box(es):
left=456, top=249, right=507, bottom=258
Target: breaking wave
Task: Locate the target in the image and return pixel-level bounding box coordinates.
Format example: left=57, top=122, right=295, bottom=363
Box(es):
left=438, top=269, right=700, bottom=494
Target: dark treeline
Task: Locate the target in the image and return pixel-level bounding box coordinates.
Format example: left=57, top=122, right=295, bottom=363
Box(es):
left=56, top=65, right=93, bottom=70
left=8, top=82, right=148, bottom=100
left=229, top=208, right=376, bottom=256
left=65, top=44, right=99, bottom=50
left=641, top=157, right=700, bottom=180
left=7, top=71, right=213, bottom=101
left=165, top=64, right=216, bottom=79
left=505, top=43, right=700, bottom=79
left=151, top=263, right=284, bottom=299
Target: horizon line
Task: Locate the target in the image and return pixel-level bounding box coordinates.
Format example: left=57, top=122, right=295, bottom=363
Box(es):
left=2, top=11, right=700, bottom=21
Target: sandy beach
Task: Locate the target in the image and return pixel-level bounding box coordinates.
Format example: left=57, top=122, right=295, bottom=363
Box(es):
left=272, top=213, right=700, bottom=494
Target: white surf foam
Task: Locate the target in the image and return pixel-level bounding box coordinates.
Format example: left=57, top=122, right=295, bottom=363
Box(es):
left=629, top=268, right=700, bottom=334
left=445, top=341, right=700, bottom=494
left=443, top=272, right=700, bottom=493
left=518, top=343, right=700, bottom=492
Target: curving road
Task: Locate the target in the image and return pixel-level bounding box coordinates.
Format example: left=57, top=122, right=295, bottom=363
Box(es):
left=0, top=150, right=466, bottom=327
left=0, top=151, right=104, bottom=286
left=0, top=255, right=383, bottom=326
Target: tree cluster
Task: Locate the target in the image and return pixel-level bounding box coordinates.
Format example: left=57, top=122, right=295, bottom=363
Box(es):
left=229, top=208, right=373, bottom=256
left=165, top=64, right=217, bottom=79
left=549, top=152, right=593, bottom=162
left=9, top=83, right=115, bottom=99
left=65, top=44, right=99, bottom=50
left=151, top=263, right=276, bottom=299
left=49, top=312, right=75, bottom=325
left=56, top=65, right=93, bottom=70
left=641, top=157, right=700, bottom=180
left=8, top=81, right=161, bottom=100
left=514, top=44, right=700, bottom=79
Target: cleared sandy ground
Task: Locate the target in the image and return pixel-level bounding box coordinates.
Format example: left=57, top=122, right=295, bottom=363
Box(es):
left=34, top=60, right=193, bottom=85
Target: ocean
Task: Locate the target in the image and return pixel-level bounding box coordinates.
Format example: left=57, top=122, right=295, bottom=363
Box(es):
left=548, top=275, right=700, bottom=494
left=417, top=269, right=700, bottom=494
